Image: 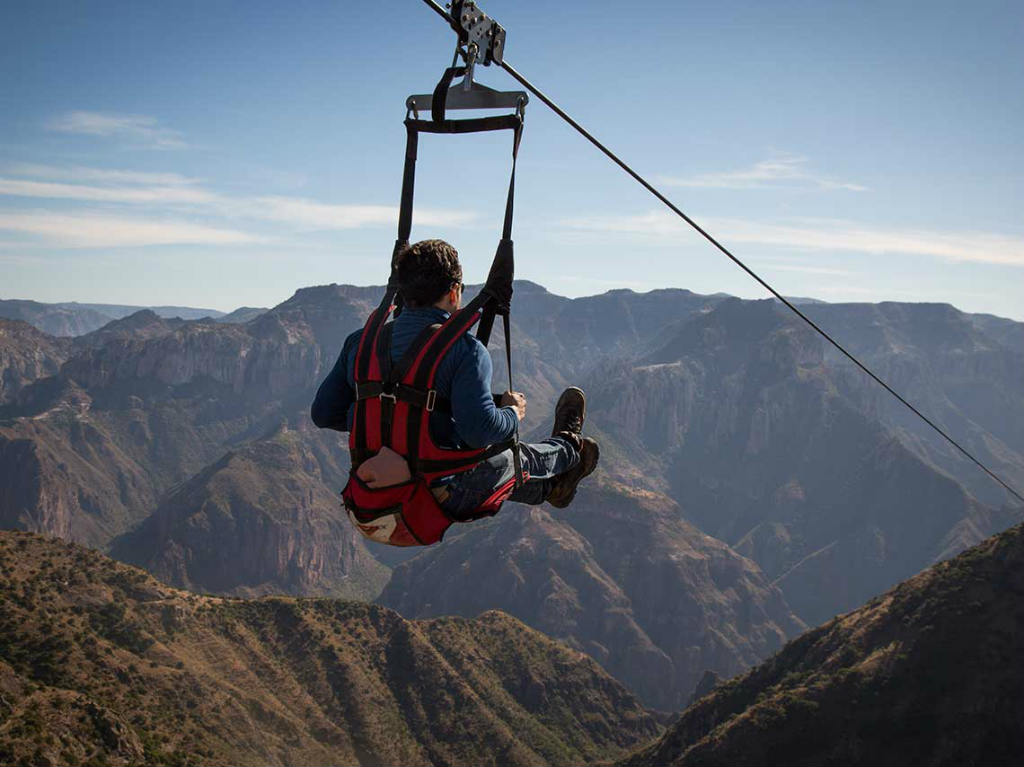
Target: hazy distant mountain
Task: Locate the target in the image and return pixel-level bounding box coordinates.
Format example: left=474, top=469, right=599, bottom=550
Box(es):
left=620, top=521, right=1024, bottom=767
left=0, top=531, right=659, bottom=767
left=215, top=306, right=268, bottom=323
left=0, top=297, right=249, bottom=337
left=0, top=299, right=116, bottom=337
left=57, top=301, right=225, bottom=321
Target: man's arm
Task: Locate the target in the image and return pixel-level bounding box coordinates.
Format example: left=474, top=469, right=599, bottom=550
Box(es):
left=449, top=339, right=519, bottom=448
left=310, top=330, right=361, bottom=432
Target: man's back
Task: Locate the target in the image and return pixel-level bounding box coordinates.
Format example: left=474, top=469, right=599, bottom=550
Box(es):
left=311, top=306, right=517, bottom=450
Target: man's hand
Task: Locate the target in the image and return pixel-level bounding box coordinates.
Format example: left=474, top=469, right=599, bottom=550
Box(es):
left=501, top=390, right=527, bottom=422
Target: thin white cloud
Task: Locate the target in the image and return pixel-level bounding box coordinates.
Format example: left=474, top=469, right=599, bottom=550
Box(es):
left=559, top=211, right=1024, bottom=267
left=0, top=164, right=478, bottom=246
left=246, top=196, right=476, bottom=230
left=658, top=154, right=867, bottom=192
left=48, top=111, right=187, bottom=150
left=0, top=177, right=217, bottom=205
left=5, top=163, right=201, bottom=186
left=245, top=197, right=399, bottom=229
left=0, top=210, right=263, bottom=248
left=759, top=262, right=855, bottom=278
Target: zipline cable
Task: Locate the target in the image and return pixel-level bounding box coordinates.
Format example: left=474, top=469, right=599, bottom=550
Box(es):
left=415, top=0, right=1024, bottom=506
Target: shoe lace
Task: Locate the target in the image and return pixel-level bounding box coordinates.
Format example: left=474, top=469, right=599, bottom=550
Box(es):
left=564, top=409, right=583, bottom=432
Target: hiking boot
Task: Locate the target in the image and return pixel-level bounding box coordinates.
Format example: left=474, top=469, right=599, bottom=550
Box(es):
left=547, top=438, right=600, bottom=509
left=551, top=387, right=586, bottom=449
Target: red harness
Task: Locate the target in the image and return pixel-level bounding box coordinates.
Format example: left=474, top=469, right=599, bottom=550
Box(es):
left=341, top=303, right=521, bottom=546
left=342, top=71, right=526, bottom=546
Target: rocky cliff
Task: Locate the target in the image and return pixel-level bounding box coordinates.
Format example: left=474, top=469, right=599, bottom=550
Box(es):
left=620, top=521, right=1024, bottom=767
left=584, top=298, right=1020, bottom=625
left=111, top=424, right=388, bottom=601
left=803, top=301, right=1024, bottom=507
left=0, top=285, right=375, bottom=549
left=0, top=319, right=71, bottom=404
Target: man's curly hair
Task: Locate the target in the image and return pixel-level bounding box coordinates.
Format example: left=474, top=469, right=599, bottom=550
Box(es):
left=396, top=239, right=463, bottom=307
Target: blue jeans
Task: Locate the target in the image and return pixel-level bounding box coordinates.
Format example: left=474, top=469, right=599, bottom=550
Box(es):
left=441, top=437, right=580, bottom=521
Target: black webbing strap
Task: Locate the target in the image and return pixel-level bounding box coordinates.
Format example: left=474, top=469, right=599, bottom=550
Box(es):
left=430, top=65, right=461, bottom=124
left=355, top=381, right=449, bottom=412
left=416, top=437, right=517, bottom=474
left=352, top=286, right=397, bottom=466
left=475, top=117, right=524, bottom=487
left=376, top=323, right=396, bottom=446
left=354, top=322, right=450, bottom=412
left=475, top=116, right=521, bottom=345
left=502, top=309, right=523, bottom=487
left=396, top=124, right=419, bottom=247
left=403, top=294, right=486, bottom=473
left=407, top=115, right=523, bottom=135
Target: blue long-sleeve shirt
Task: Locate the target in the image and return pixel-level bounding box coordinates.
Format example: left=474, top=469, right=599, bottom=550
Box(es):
left=310, top=306, right=518, bottom=449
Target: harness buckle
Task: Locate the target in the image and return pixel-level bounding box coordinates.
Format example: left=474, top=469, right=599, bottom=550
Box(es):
left=379, top=392, right=397, bottom=404
left=425, top=389, right=437, bottom=412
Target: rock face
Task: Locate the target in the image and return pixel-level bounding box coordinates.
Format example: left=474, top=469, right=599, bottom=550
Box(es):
left=111, top=424, right=388, bottom=601
left=0, top=284, right=376, bottom=548
left=0, top=531, right=660, bottom=767
left=0, top=319, right=71, bottom=403
left=380, top=482, right=805, bottom=710
left=620, top=521, right=1024, bottom=767
left=803, top=301, right=1024, bottom=507
left=585, top=298, right=1021, bottom=625
left=0, top=285, right=380, bottom=601
left=0, top=398, right=161, bottom=546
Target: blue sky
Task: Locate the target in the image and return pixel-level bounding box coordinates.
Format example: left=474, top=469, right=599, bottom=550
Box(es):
left=1, top=0, right=1022, bottom=319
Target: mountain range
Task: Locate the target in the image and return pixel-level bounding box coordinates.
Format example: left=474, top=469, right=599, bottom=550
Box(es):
left=1, top=280, right=1022, bottom=713
left=0, top=298, right=267, bottom=337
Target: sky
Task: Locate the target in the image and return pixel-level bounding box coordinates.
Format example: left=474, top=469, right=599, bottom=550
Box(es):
left=1, top=0, right=1022, bottom=319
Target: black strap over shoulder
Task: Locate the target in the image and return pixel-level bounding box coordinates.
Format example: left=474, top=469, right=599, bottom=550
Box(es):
left=354, top=322, right=451, bottom=416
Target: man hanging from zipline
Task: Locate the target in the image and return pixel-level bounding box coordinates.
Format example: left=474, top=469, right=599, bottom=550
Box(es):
left=311, top=239, right=600, bottom=546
